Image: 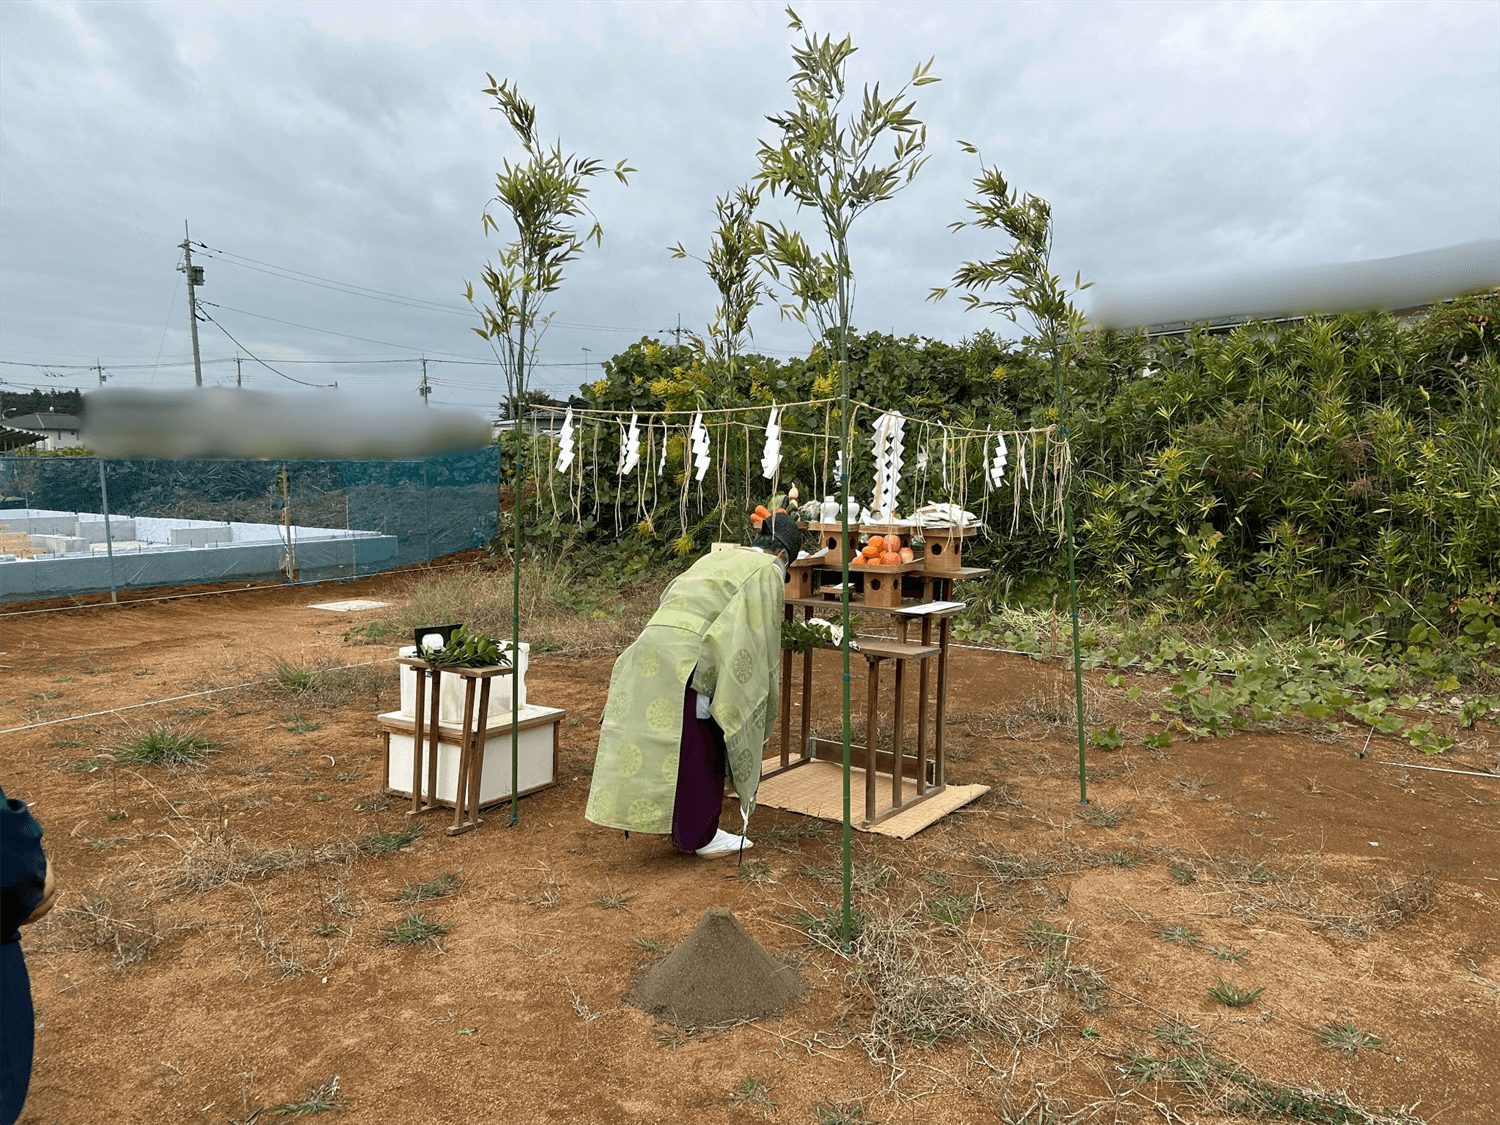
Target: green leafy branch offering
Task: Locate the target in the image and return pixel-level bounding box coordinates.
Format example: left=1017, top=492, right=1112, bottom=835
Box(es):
left=420, top=626, right=511, bottom=670
left=782, top=617, right=857, bottom=654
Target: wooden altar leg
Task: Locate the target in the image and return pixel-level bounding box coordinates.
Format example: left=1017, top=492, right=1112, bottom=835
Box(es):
left=864, top=656, right=880, bottom=825
left=917, top=617, right=931, bottom=795
left=425, top=668, right=442, bottom=811
left=450, top=676, right=478, bottom=834
left=466, top=676, right=492, bottom=826
left=935, top=616, right=951, bottom=788
left=779, top=616, right=793, bottom=769
left=799, top=606, right=813, bottom=760
left=409, top=670, right=428, bottom=815
left=892, top=655, right=905, bottom=808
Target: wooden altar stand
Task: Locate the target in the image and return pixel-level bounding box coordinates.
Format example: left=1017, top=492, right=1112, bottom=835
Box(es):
left=391, top=656, right=562, bottom=835
left=757, top=528, right=989, bottom=833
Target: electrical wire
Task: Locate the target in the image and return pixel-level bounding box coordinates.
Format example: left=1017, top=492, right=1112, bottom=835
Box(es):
left=194, top=309, right=336, bottom=389
left=2, top=358, right=225, bottom=372
left=0, top=658, right=396, bottom=736
left=193, top=239, right=811, bottom=353
left=149, top=256, right=182, bottom=385
left=195, top=249, right=474, bottom=317
left=197, top=300, right=488, bottom=360
left=2, top=354, right=603, bottom=372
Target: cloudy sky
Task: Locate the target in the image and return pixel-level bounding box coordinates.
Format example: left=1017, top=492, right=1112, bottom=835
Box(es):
left=2, top=0, right=1497, bottom=413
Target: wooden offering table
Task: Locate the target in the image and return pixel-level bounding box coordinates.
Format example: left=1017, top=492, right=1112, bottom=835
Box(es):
left=768, top=531, right=986, bottom=828
left=388, top=656, right=561, bottom=835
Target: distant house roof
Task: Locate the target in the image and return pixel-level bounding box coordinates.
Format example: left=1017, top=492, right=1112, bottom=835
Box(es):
left=3, top=412, right=81, bottom=432
left=0, top=412, right=82, bottom=453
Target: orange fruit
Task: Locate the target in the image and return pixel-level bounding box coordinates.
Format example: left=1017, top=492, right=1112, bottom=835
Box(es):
left=754, top=504, right=770, bottom=519
left=898, top=547, right=915, bottom=563
left=885, top=534, right=902, bottom=551
left=867, top=535, right=886, bottom=551
left=881, top=551, right=900, bottom=566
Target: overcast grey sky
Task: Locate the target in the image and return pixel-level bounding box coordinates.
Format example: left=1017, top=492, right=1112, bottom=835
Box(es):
left=2, top=0, right=1497, bottom=413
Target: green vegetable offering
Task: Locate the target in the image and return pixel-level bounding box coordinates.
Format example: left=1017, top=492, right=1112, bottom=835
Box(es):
left=421, top=625, right=512, bottom=669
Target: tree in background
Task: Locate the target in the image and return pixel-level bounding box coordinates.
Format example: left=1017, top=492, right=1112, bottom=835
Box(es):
left=467, top=75, right=632, bottom=825
left=671, top=184, right=771, bottom=535
left=0, top=389, right=82, bottom=418
left=670, top=184, right=769, bottom=404
left=755, top=5, right=938, bottom=947
left=932, top=149, right=1092, bottom=804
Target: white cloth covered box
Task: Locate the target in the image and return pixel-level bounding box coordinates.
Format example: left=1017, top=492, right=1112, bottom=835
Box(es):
left=397, top=642, right=529, bottom=725
left=379, top=703, right=560, bottom=808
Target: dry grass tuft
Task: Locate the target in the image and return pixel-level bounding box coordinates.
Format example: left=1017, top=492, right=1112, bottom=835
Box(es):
left=171, top=826, right=356, bottom=892
left=361, top=563, right=662, bottom=658
left=233, top=1074, right=342, bottom=1123
left=566, top=979, right=603, bottom=1023
left=61, top=895, right=165, bottom=967
left=593, top=881, right=636, bottom=910
left=798, top=859, right=896, bottom=894
left=728, top=1076, right=778, bottom=1118
left=262, top=658, right=389, bottom=709
left=973, top=844, right=1104, bottom=883
left=846, top=898, right=1059, bottom=1079
left=1111, top=1045, right=1425, bottom=1123
left=530, top=864, right=563, bottom=910
left=1371, top=870, right=1435, bottom=928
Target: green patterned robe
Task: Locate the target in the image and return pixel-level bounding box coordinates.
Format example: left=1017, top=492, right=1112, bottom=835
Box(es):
left=585, top=547, right=782, bottom=835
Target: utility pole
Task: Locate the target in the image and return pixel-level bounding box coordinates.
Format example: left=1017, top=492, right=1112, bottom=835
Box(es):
left=95, top=360, right=106, bottom=386
left=234, top=354, right=243, bottom=387
left=178, top=221, right=205, bottom=387
left=581, top=346, right=590, bottom=374
left=419, top=357, right=431, bottom=404
left=658, top=314, right=684, bottom=348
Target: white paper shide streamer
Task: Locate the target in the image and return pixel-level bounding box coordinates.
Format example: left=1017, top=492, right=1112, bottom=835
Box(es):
left=555, top=407, right=576, bottom=473
left=619, top=412, right=641, bottom=476
left=760, top=406, right=783, bottom=480
left=657, top=423, right=668, bottom=476
left=690, top=411, right=711, bottom=483
left=869, top=410, right=906, bottom=519
left=986, top=432, right=1009, bottom=490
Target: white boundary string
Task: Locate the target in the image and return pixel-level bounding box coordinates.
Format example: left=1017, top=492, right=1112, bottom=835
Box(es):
left=0, top=658, right=396, bottom=736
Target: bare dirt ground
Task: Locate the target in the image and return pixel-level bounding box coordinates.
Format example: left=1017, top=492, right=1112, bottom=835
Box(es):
left=2, top=568, right=1497, bottom=1124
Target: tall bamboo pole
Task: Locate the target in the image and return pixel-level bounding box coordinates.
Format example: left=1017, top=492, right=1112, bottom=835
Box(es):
left=837, top=270, right=854, bottom=951
left=1053, top=346, right=1088, bottom=806
left=509, top=291, right=529, bottom=827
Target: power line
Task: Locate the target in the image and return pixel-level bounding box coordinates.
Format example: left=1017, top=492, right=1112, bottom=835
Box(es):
left=0, top=376, right=87, bottom=391
left=2, top=354, right=607, bottom=372
left=194, top=239, right=797, bottom=345
left=150, top=250, right=182, bottom=384
left=195, top=248, right=475, bottom=318
left=196, top=300, right=488, bottom=360
left=194, top=309, right=336, bottom=389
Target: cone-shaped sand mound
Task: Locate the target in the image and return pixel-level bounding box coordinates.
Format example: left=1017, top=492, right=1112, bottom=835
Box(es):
left=626, top=906, right=806, bottom=1028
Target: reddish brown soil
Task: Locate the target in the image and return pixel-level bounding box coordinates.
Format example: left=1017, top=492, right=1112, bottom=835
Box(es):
left=2, top=572, right=1496, bottom=1124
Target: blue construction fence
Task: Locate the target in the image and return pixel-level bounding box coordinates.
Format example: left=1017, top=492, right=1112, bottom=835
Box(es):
left=0, top=449, right=499, bottom=602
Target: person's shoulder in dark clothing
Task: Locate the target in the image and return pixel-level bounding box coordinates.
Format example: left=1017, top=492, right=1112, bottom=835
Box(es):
left=1, top=785, right=47, bottom=943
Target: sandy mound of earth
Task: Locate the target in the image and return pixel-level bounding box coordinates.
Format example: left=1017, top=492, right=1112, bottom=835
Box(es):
left=626, top=906, right=806, bottom=1028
